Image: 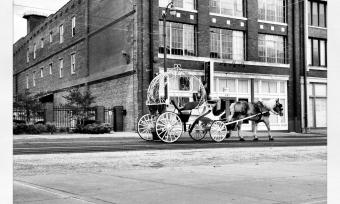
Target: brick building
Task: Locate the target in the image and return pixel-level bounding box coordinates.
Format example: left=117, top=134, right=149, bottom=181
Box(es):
left=13, top=0, right=327, bottom=132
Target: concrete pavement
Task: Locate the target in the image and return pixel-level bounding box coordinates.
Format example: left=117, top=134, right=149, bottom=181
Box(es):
left=14, top=146, right=326, bottom=204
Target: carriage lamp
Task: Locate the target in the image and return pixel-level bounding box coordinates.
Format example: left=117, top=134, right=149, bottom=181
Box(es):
left=162, top=1, right=176, bottom=99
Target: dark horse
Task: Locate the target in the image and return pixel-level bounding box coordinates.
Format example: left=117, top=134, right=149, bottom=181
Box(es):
left=226, top=98, right=283, bottom=141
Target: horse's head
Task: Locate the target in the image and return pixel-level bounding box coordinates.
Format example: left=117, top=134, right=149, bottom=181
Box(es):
left=272, top=98, right=284, bottom=116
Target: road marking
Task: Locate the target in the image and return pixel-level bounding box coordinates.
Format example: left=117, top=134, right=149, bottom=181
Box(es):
left=299, top=199, right=327, bottom=204
left=14, top=180, right=116, bottom=204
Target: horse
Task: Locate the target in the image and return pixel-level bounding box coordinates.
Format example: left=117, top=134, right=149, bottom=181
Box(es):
left=226, top=98, right=283, bottom=141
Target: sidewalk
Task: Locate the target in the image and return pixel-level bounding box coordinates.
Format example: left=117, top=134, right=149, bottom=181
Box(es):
left=13, top=129, right=327, bottom=140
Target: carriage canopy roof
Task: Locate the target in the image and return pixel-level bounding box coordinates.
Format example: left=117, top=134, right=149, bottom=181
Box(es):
left=146, top=68, right=207, bottom=106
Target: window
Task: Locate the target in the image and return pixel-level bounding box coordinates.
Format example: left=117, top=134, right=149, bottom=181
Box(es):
left=308, top=38, right=327, bottom=67
left=49, top=32, right=53, bottom=43
left=26, top=49, right=29, bottom=63
left=26, top=74, right=29, bottom=89
left=40, top=67, right=44, bottom=78
left=210, top=28, right=244, bottom=60
left=59, top=59, right=64, bottom=78
left=159, top=21, right=196, bottom=56
left=33, top=43, right=36, bottom=59
left=159, top=0, right=195, bottom=10
left=72, top=16, right=76, bottom=37
left=308, top=1, right=327, bottom=27
left=71, top=53, right=76, bottom=74
left=41, top=38, right=44, bottom=48
left=32, top=71, right=36, bottom=87
left=258, top=34, right=286, bottom=64
left=59, top=25, right=64, bottom=43
left=209, top=0, right=243, bottom=17
left=49, top=63, right=53, bottom=75
left=258, top=0, right=285, bottom=23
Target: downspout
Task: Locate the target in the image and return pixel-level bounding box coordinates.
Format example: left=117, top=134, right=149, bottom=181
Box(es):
left=149, top=0, right=154, bottom=81
left=85, top=0, right=90, bottom=91
left=302, top=0, right=308, bottom=133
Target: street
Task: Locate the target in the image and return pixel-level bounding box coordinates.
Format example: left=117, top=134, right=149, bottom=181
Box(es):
left=13, top=132, right=326, bottom=155
left=13, top=131, right=327, bottom=204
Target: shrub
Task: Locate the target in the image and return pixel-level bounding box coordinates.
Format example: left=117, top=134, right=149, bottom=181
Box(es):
left=46, top=123, right=57, bottom=134
left=26, top=124, right=40, bottom=134
left=58, top=127, right=68, bottom=133
left=13, top=123, right=27, bottom=134
left=35, top=124, right=48, bottom=133
left=75, top=123, right=111, bottom=134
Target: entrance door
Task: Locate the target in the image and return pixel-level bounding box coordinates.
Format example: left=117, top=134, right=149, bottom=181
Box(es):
left=315, top=98, right=327, bottom=127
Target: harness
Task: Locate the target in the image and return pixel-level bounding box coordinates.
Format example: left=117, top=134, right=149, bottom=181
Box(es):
left=253, top=101, right=270, bottom=122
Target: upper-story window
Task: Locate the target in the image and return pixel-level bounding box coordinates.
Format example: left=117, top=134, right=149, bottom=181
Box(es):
left=59, top=25, right=64, bottom=43
left=33, top=43, right=37, bottom=59
left=40, top=67, right=44, bottom=78
left=49, top=32, right=53, bottom=43
left=41, top=38, right=44, bottom=48
left=32, top=71, right=36, bottom=87
left=159, top=21, right=196, bottom=56
left=308, top=0, right=326, bottom=27
left=59, top=59, right=64, bottom=78
left=307, top=38, right=327, bottom=67
left=49, top=63, right=53, bottom=75
left=72, top=17, right=76, bottom=37
left=71, top=53, right=76, bottom=74
left=258, top=0, right=285, bottom=23
left=209, top=0, right=243, bottom=17
left=159, top=0, right=196, bottom=10
left=26, top=48, right=29, bottom=63
left=26, top=74, right=29, bottom=89
left=210, top=28, right=244, bottom=61
left=258, top=34, right=286, bottom=64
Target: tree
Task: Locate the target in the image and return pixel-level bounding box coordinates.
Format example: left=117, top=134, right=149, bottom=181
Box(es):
left=13, top=90, right=43, bottom=124
left=63, top=87, right=96, bottom=126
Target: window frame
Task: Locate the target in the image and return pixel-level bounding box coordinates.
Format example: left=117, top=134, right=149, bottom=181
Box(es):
left=258, top=0, right=285, bottom=23
left=59, top=59, right=64, bottom=78
left=41, top=38, right=44, bottom=48
left=309, top=37, right=327, bottom=67
left=258, top=34, right=286, bottom=64
left=308, top=0, right=327, bottom=28
left=210, top=28, right=245, bottom=61
left=71, top=53, right=76, bottom=74
left=158, top=21, right=197, bottom=57
left=59, top=24, right=64, bottom=43
left=49, top=31, right=53, bottom=43
left=49, top=63, right=53, bottom=75
left=40, top=67, right=44, bottom=78
left=71, top=16, right=76, bottom=37
left=32, top=71, right=36, bottom=87
left=33, top=43, right=36, bottom=59
left=209, top=0, right=244, bottom=18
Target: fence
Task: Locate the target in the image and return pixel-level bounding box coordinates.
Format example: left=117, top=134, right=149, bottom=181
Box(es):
left=13, top=105, right=116, bottom=129
left=53, top=107, right=97, bottom=128
left=13, top=107, right=45, bottom=124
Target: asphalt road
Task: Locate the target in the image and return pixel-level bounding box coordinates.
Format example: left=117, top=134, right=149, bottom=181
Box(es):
left=13, top=133, right=327, bottom=155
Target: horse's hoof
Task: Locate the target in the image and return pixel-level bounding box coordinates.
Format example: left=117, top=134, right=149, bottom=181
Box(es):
left=226, top=133, right=231, bottom=138
left=253, top=138, right=259, bottom=141
left=239, top=138, right=245, bottom=141
left=269, top=137, right=274, bottom=141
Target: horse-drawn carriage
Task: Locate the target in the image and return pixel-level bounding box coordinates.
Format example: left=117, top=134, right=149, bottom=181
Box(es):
left=137, top=68, right=229, bottom=143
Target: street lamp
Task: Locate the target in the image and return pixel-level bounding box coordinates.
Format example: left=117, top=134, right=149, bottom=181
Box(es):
left=162, top=1, right=176, bottom=100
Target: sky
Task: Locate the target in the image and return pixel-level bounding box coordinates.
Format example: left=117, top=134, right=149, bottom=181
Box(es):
left=13, top=0, right=69, bottom=42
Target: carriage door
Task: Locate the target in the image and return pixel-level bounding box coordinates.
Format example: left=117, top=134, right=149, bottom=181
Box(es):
left=220, top=97, right=236, bottom=119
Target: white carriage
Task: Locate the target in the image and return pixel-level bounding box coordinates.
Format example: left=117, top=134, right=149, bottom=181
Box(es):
left=137, top=68, right=229, bottom=143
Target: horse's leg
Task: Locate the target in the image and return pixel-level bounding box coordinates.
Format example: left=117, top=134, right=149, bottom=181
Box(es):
left=263, top=117, right=273, bottom=141
left=237, top=121, right=245, bottom=141
left=253, top=122, right=259, bottom=141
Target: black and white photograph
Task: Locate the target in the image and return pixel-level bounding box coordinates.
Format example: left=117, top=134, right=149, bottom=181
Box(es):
left=1, top=0, right=340, bottom=203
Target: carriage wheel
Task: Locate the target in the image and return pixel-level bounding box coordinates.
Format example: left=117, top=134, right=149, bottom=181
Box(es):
left=189, top=121, right=207, bottom=141
left=137, top=114, right=156, bottom=141
left=210, top=121, right=227, bottom=142
left=155, top=112, right=183, bottom=143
